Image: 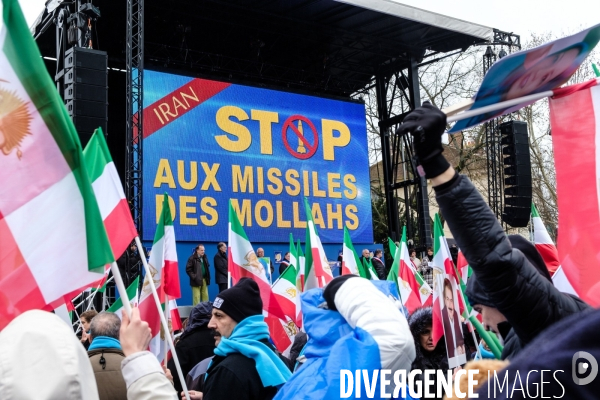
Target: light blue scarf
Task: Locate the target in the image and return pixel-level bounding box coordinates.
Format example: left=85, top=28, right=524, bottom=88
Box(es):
left=88, top=336, right=121, bottom=351
left=214, top=315, right=291, bottom=387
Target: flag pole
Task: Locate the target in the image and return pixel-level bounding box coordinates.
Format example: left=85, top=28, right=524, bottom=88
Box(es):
left=135, top=236, right=190, bottom=400
left=110, top=262, right=132, bottom=318
left=163, top=300, right=170, bottom=367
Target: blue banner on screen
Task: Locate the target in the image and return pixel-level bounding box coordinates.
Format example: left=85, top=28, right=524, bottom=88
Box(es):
left=142, top=70, right=373, bottom=243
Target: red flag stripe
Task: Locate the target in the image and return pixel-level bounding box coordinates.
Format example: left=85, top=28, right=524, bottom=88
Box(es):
left=229, top=253, right=287, bottom=321
left=550, top=85, right=600, bottom=306
left=104, top=198, right=138, bottom=259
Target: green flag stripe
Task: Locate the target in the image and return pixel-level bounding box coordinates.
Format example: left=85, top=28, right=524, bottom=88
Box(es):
left=107, top=277, right=139, bottom=312
left=83, top=128, right=112, bottom=183
left=229, top=200, right=249, bottom=241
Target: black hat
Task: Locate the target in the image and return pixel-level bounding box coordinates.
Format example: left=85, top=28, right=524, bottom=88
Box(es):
left=466, top=235, right=553, bottom=307
left=212, top=278, right=263, bottom=322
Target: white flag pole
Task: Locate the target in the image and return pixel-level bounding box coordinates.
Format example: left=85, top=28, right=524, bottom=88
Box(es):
left=163, top=299, right=170, bottom=367
left=135, top=236, right=190, bottom=400
left=110, top=262, right=132, bottom=318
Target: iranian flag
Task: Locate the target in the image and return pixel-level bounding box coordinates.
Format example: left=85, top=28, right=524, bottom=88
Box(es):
left=342, top=227, right=367, bottom=277
left=139, top=194, right=178, bottom=361
left=431, top=214, right=460, bottom=346
left=303, top=198, right=334, bottom=289
left=0, top=0, right=113, bottom=329
left=531, top=203, right=560, bottom=276
left=271, top=264, right=301, bottom=328
left=387, top=227, right=431, bottom=313
left=108, top=276, right=140, bottom=316
left=227, top=201, right=286, bottom=321
left=83, top=128, right=137, bottom=259
left=549, top=78, right=600, bottom=306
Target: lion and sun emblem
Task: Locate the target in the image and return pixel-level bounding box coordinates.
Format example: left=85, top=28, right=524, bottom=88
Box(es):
left=0, top=79, right=32, bottom=160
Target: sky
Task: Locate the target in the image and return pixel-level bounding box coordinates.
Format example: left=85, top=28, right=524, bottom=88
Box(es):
left=9, top=0, right=600, bottom=39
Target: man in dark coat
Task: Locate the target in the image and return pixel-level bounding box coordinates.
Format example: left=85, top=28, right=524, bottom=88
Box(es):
left=167, top=302, right=215, bottom=394
left=214, top=242, right=228, bottom=293
left=87, top=312, right=127, bottom=400
left=186, top=244, right=211, bottom=305
left=371, top=249, right=386, bottom=279
left=408, top=307, right=448, bottom=400
left=202, top=278, right=291, bottom=400
left=397, top=102, right=590, bottom=360
left=116, top=243, right=141, bottom=287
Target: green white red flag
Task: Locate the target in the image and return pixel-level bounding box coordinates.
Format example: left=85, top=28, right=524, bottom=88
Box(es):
left=431, top=215, right=459, bottom=345
left=531, top=203, right=560, bottom=276
left=0, top=0, right=113, bottom=329
left=271, top=264, right=301, bottom=328
left=387, top=226, right=431, bottom=313
left=227, top=201, right=286, bottom=320
left=303, top=198, right=334, bottom=289
left=139, top=194, right=178, bottom=361
left=83, top=128, right=138, bottom=259
left=549, top=78, right=600, bottom=306
left=342, top=226, right=367, bottom=278
left=108, top=276, right=140, bottom=316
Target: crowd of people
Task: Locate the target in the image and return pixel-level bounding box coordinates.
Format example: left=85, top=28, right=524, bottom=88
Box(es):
left=1, top=103, right=598, bottom=400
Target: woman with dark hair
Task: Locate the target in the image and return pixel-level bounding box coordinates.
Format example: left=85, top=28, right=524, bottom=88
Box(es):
left=408, top=307, right=448, bottom=400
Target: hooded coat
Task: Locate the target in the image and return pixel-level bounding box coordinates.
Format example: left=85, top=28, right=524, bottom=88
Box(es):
left=167, top=302, right=215, bottom=394
left=0, top=310, right=99, bottom=400
left=436, top=174, right=590, bottom=359
left=408, top=307, right=448, bottom=400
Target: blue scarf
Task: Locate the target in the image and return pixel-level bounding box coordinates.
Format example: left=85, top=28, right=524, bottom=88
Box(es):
left=214, top=315, right=291, bottom=387
left=88, top=336, right=122, bottom=351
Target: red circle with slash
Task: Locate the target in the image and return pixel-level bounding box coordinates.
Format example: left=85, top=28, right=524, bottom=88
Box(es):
left=282, top=115, right=319, bottom=159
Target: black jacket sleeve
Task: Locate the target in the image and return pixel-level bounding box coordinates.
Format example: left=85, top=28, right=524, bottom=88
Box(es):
left=203, top=255, right=211, bottom=285
left=185, top=255, right=196, bottom=279
left=435, top=174, right=589, bottom=345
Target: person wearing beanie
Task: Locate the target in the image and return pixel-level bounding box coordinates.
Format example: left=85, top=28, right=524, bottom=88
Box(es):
left=397, top=103, right=590, bottom=361
left=201, top=278, right=292, bottom=400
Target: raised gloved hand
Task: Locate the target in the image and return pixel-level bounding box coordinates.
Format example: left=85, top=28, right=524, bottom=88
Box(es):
left=395, top=102, right=449, bottom=178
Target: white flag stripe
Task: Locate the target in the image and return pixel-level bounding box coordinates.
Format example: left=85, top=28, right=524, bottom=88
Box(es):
left=5, top=173, right=101, bottom=303
left=91, top=162, right=126, bottom=219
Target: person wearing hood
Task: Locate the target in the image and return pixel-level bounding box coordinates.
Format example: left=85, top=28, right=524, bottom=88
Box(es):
left=408, top=307, right=448, bottom=400
left=0, top=310, right=100, bottom=400
left=274, top=275, right=416, bottom=399
left=396, top=103, right=590, bottom=360
left=202, top=278, right=292, bottom=400
left=87, top=312, right=127, bottom=400
left=167, top=302, right=215, bottom=394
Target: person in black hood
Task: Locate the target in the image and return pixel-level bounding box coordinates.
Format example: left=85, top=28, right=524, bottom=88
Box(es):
left=466, top=234, right=589, bottom=359
left=167, top=302, right=215, bottom=394
left=408, top=307, right=448, bottom=400
left=396, top=102, right=590, bottom=361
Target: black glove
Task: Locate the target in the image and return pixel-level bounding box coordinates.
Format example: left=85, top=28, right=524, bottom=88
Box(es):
left=396, top=102, right=450, bottom=178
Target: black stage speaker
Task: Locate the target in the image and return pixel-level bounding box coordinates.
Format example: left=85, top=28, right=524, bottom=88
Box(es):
left=64, top=46, right=108, bottom=146
left=500, top=120, right=531, bottom=228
